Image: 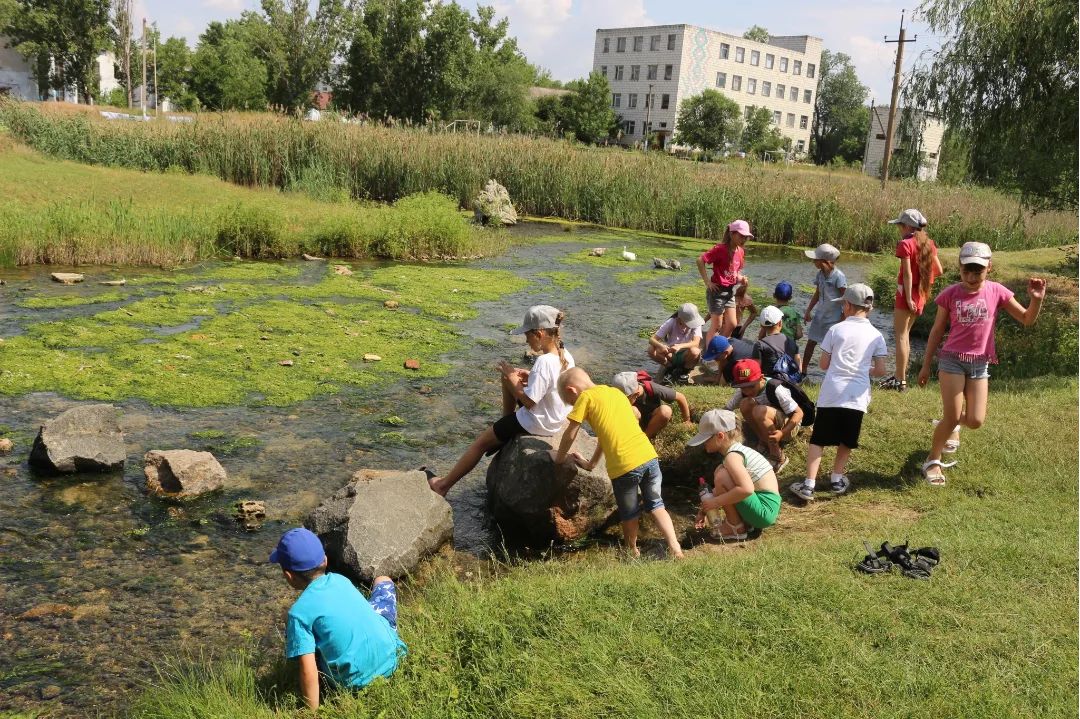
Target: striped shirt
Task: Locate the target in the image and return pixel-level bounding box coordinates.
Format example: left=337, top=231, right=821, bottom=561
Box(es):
left=725, top=442, right=773, bottom=484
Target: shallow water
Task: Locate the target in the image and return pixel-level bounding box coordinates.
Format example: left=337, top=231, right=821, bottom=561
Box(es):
left=0, top=224, right=902, bottom=715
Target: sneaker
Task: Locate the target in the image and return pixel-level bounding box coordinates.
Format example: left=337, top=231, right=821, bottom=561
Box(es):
left=789, top=480, right=815, bottom=501
left=878, top=376, right=906, bottom=391
left=830, top=475, right=851, bottom=495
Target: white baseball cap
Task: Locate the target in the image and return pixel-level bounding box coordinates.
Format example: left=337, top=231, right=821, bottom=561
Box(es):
left=832, top=283, right=875, bottom=308
left=888, top=208, right=928, bottom=228
left=959, top=242, right=992, bottom=267
left=510, top=305, right=560, bottom=335
left=759, top=305, right=784, bottom=327
left=612, top=371, right=640, bottom=396
left=804, top=243, right=840, bottom=262
left=687, top=409, right=738, bottom=446
left=676, top=302, right=705, bottom=329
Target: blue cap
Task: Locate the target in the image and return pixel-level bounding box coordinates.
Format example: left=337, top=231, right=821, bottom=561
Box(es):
left=773, top=281, right=793, bottom=301
left=702, top=335, right=731, bottom=361
left=269, top=528, right=326, bottom=572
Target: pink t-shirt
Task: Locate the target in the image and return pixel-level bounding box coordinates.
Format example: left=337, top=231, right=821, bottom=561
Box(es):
left=701, top=243, right=744, bottom=287
left=935, top=281, right=1014, bottom=363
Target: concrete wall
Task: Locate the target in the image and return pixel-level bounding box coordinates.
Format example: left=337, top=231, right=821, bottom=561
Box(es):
left=863, top=105, right=946, bottom=181
left=0, top=42, right=39, bottom=100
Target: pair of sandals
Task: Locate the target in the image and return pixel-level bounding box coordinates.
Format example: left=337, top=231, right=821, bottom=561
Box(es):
left=857, top=541, right=940, bottom=580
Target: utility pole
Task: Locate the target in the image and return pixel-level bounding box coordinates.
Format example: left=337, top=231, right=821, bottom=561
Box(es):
left=643, top=82, right=654, bottom=153
left=880, top=10, right=917, bottom=188
left=152, top=22, right=159, bottom=117
left=140, top=17, right=147, bottom=118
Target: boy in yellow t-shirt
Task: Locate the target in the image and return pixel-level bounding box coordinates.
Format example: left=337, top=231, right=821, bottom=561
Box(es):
left=552, top=367, right=684, bottom=559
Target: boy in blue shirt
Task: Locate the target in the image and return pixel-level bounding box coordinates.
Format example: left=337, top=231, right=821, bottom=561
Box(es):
left=270, top=528, right=406, bottom=710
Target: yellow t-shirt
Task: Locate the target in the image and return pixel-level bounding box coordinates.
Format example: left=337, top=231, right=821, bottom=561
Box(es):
left=567, top=385, right=658, bottom=479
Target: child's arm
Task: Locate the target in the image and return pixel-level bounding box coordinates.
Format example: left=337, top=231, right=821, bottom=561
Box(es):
left=795, top=317, right=804, bottom=340
left=579, top=443, right=605, bottom=472
left=869, top=355, right=888, bottom=378
left=550, top=419, right=581, bottom=464
left=703, top=456, right=754, bottom=508
left=900, top=258, right=916, bottom=312
left=1001, top=278, right=1046, bottom=327
left=932, top=253, right=944, bottom=278
left=498, top=361, right=536, bottom=409
left=697, top=255, right=718, bottom=291
left=673, top=392, right=692, bottom=424
left=818, top=350, right=831, bottom=371
left=297, top=653, right=320, bottom=710
left=804, top=288, right=819, bottom=323
left=917, top=305, right=950, bottom=387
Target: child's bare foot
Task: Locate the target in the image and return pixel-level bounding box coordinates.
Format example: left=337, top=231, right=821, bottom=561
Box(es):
left=670, top=545, right=685, bottom=559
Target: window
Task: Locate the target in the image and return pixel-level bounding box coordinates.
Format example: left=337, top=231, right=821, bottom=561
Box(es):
left=659, top=121, right=667, bottom=128
left=720, top=43, right=730, bottom=59
left=793, top=60, right=802, bottom=75
left=772, top=110, right=781, bottom=124
left=765, top=53, right=774, bottom=69
left=644, top=93, right=655, bottom=108
left=661, top=93, right=670, bottom=109
left=776, top=83, right=785, bottom=99
left=762, top=81, right=771, bottom=97
left=650, top=34, right=660, bottom=51
left=630, top=65, right=640, bottom=81
left=796, top=139, right=805, bottom=152
left=747, top=78, right=756, bottom=94
left=875, top=133, right=886, bottom=140
left=750, top=50, right=760, bottom=66
left=807, top=63, right=816, bottom=79
left=664, top=64, right=673, bottom=81
left=616, top=37, right=626, bottom=52
left=735, top=46, right=745, bottom=62
left=928, top=152, right=938, bottom=159
left=667, top=34, right=676, bottom=50
left=732, top=75, right=742, bottom=91
left=600, top=66, right=607, bottom=78
left=647, top=64, right=658, bottom=80
left=614, top=65, right=624, bottom=81
left=715, top=72, right=727, bottom=88
left=624, top=120, right=636, bottom=135
left=789, top=86, right=798, bottom=101
left=779, top=57, right=788, bottom=72
left=799, top=115, right=808, bottom=129
left=603, top=38, right=610, bottom=53
left=803, top=89, right=812, bottom=103
left=633, top=36, right=643, bottom=52
left=628, top=93, right=638, bottom=108
left=786, top=113, right=795, bottom=128
left=743, top=106, right=753, bottom=119
left=612, top=93, right=621, bottom=108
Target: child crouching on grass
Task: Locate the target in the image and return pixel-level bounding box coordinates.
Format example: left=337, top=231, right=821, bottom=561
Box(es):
left=688, top=409, right=781, bottom=540
left=553, top=367, right=684, bottom=559
left=270, top=528, right=406, bottom=711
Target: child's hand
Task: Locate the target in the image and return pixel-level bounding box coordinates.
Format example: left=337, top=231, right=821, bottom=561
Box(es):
left=768, top=429, right=784, bottom=444
left=548, top=449, right=565, bottom=464
left=694, top=508, right=707, bottom=529
left=918, top=365, right=931, bottom=387
left=1028, top=277, right=1047, bottom=300
left=803, top=309, right=813, bottom=323
left=907, top=297, right=918, bottom=312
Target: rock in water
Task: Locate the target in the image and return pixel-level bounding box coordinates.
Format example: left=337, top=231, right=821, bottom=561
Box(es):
left=306, top=469, right=453, bottom=584
left=50, top=272, right=84, bottom=284
left=99, top=279, right=126, bottom=286
left=588, top=247, right=607, bottom=257
left=472, top=179, right=517, bottom=226
left=302, top=253, right=325, bottom=261
left=144, top=449, right=226, bottom=499
left=0, top=438, right=12, bottom=454
left=29, top=404, right=126, bottom=474
left=485, top=430, right=616, bottom=545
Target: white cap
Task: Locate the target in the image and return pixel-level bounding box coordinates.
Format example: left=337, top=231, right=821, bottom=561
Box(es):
left=832, top=283, right=875, bottom=308
left=959, top=242, right=992, bottom=267
left=687, top=409, right=738, bottom=446
left=676, top=302, right=705, bottom=329
left=888, top=208, right=928, bottom=228
left=510, top=305, right=560, bottom=335
left=612, top=371, right=640, bottom=396
left=759, top=305, right=784, bottom=327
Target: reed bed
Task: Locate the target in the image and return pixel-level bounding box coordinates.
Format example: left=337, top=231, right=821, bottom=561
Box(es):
left=3, top=101, right=1075, bottom=251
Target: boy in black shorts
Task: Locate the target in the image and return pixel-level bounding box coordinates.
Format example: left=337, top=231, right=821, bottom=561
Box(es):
left=612, top=371, right=693, bottom=440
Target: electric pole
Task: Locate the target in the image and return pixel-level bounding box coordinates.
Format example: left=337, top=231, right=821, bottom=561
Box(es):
left=880, top=10, right=916, bottom=188
left=140, top=17, right=147, bottom=118
left=643, top=82, right=654, bottom=153
left=152, top=22, right=159, bottom=117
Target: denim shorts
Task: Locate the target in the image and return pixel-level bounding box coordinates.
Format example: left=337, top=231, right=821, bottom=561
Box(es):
left=938, top=356, right=990, bottom=380
left=706, top=285, right=736, bottom=313
left=369, top=579, right=398, bottom=629
left=611, top=458, right=665, bottom=521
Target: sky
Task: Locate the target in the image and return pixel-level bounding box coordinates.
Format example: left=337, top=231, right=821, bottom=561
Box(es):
left=137, top=0, right=943, bottom=103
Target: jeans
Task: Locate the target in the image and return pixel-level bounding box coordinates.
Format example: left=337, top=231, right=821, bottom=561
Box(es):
left=611, top=458, right=664, bottom=521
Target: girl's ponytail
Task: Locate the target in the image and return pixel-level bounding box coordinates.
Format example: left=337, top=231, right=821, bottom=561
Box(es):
left=722, top=228, right=733, bottom=246
left=554, top=311, right=568, bottom=371
left=914, top=228, right=935, bottom=302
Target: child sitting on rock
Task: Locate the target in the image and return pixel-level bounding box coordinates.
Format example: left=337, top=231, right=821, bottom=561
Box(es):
left=553, top=367, right=684, bottom=559
left=269, top=528, right=406, bottom=711
left=612, top=370, right=693, bottom=440
left=687, top=409, right=782, bottom=540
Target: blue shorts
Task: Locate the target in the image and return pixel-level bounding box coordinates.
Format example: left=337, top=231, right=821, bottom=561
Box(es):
left=611, top=458, right=665, bottom=521
left=938, top=356, right=990, bottom=380
left=369, top=579, right=398, bottom=629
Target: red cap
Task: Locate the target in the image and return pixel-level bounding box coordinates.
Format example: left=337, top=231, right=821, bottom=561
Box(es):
left=731, top=359, right=763, bottom=387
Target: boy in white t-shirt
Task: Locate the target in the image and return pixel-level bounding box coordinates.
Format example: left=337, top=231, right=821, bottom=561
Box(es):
left=789, top=284, right=888, bottom=501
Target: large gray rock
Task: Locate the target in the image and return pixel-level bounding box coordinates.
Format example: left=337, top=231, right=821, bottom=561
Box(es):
left=472, top=179, right=518, bottom=226
left=306, top=469, right=453, bottom=584
left=29, top=404, right=126, bottom=474
left=486, top=430, right=616, bottom=545
left=144, top=449, right=227, bottom=499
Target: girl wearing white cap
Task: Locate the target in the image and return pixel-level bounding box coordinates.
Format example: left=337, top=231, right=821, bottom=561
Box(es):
left=916, top=243, right=1045, bottom=485
left=647, top=302, right=705, bottom=381
left=697, top=220, right=752, bottom=344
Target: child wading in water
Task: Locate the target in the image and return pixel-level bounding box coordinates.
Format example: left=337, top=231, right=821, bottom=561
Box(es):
left=917, top=242, right=1045, bottom=485
left=801, top=243, right=846, bottom=373
left=428, top=305, right=573, bottom=496
left=698, top=220, right=751, bottom=344
left=880, top=208, right=943, bottom=391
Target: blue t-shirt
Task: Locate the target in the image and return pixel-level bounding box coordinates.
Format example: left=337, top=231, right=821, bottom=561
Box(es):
left=813, top=268, right=847, bottom=325
left=285, top=573, right=406, bottom=688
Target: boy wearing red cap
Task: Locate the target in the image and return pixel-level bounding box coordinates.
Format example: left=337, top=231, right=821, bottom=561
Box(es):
left=725, top=358, right=806, bottom=473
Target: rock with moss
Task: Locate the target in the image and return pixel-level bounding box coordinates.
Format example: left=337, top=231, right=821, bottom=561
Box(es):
left=472, top=180, right=517, bottom=226
left=306, top=469, right=453, bottom=584
left=485, top=430, right=616, bottom=545
left=144, top=449, right=226, bottom=499
left=29, top=404, right=126, bottom=474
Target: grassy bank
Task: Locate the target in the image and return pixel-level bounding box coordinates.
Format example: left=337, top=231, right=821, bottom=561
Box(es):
left=2, top=101, right=1074, bottom=251
left=131, top=377, right=1078, bottom=719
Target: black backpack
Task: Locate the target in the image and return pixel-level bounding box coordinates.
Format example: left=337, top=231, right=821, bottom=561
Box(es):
left=764, top=378, right=816, bottom=426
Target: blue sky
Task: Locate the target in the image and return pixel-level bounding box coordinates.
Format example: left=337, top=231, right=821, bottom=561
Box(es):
left=137, top=0, right=941, bottom=103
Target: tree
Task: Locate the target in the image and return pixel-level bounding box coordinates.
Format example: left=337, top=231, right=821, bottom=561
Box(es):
left=259, top=0, right=345, bottom=111
left=558, top=72, right=618, bottom=143
left=935, top=127, right=972, bottom=185
left=810, top=49, right=869, bottom=165
left=908, top=0, right=1078, bottom=208
left=741, top=106, right=787, bottom=156
left=673, top=89, right=741, bottom=152
left=156, top=37, right=196, bottom=110
left=190, top=19, right=269, bottom=110
left=742, top=25, right=769, bottom=42
left=112, top=0, right=133, bottom=107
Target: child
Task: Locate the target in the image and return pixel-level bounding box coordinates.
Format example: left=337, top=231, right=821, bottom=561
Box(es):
left=687, top=409, right=782, bottom=540
left=269, top=528, right=406, bottom=711
left=730, top=281, right=759, bottom=339
left=789, top=284, right=888, bottom=501
left=724, top=358, right=809, bottom=472
left=612, top=370, right=693, bottom=440
left=917, top=242, right=1045, bottom=485
left=695, top=334, right=755, bottom=386
left=753, top=305, right=801, bottom=379
left=879, top=208, right=943, bottom=391
left=773, top=281, right=804, bottom=349
left=553, top=367, right=684, bottom=558
left=697, top=219, right=752, bottom=343
left=428, top=305, right=573, bottom=496
left=801, top=243, right=847, bottom=373
left=648, top=302, right=704, bottom=382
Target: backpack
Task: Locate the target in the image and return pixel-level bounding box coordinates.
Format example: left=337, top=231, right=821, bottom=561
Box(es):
left=755, top=337, right=803, bottom=384
left=635, top=369, right=656, bottom=398
left=764, top=378, right=816, bottom=426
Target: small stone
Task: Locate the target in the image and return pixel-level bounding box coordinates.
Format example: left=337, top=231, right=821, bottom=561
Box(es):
left=384, top=300, right=400, bottom=309
left=3, top=467, right=17, bottom=477
left=363, top=354, right=382, bottom=362
left=234, top=499, right=267, bottom=531
left=291, top=350, right=301, bottom=356
left=166, top=506, right=185, bottom=520
left=588, top=247, right=607, bottom=256
left=99, top=279, right=126, bottom=286
left=0, top=438, right=12, bottom=454
left=144, top=449, right=227, bottom=499
left=40, top=685, right=62, bottom=700
left=50, top=272, right=85, bottom=284
left=302, top=253, right=325, bottom=261
left=333, top=265, right=353, bottom=276
left=404, top=359, right=420, bottom=370
left=286, top=414, right=300, bottom=420
left=418, top=386, right=433, bottom=395
left=260, top=335, right=270, bottom=341
left=279, top=360, right=294, bottom=367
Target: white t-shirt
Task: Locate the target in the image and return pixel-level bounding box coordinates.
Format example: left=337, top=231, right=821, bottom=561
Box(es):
left=817, top=317, right=888, bottom=412
left=654, top=317, right=702, bottom=346
left=515, top=349, right=575, bottom=435
left=725, top=384, right=799, bottom=416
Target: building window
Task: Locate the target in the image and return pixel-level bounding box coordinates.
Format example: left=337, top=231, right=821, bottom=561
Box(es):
left=628, top=93, right=638, bottom=108
left=762, top=81, right=771, bottom=97
left=616, top=37, right=626, bottom=52
left=799, top=115, right=808, bottom=129
left=716, top=72, right=726, bottom=89
left=779, top=57, right=788, bottom=72
left=732, top=75, right=742, bottom=91
left=803, top=89, right=812, bottom=103
left=667, top=33, right=676, bottom=50
left=772, top=110, right=781, bottom=124
left=786, top=113, right=795, bottom=128
left=599, top=66, right=607, bottom=77
left=807, top=63, right=816, bottom=79
left=603, top=38, right=610, bottom=53
left=750, top=50, right=760, bottom=66
left=647, top=64, right=658, bottom=80
left=633, top=36, right=643, bottom=52
left=928, top=152, right=938, bottom=159
left=664, top=64, right=673, bottom=81
left=631, top=65, right=640, bottom=81
left=789, top=86, right=798, bottom=101
left=744, top=106, right=753, bottom=119
left=735, top=46, right=745, bottom=63
left=875, top=133, right=886, bottom=140
left=776, top=83, right=785, bottom=99
left=765, top=53, right=774, bottom=69
left=614, top=65, right=624, bottom=81
left=650, top=34, right=660, bottom=51
left=625, top=120, right=636, bottom=135
left=720, top=43, right=729, bottom=59
left=645, top=93, right=655, bottom=108
left=747, top=78, right=756, bottom=94
left=612, top=93, right=621, bottom=108
left=793, top=60, right=802, bottom=75
left=796, top=139, right=805, bottom=152
left=660, top=121, right=667, bottom=128
left=661, top=93, right=670, bottom=109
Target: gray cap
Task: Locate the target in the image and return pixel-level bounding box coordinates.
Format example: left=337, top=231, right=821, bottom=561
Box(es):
left=959, top=241, right=992, bottom=267
left=612, top=371, right=640, bottom=396
left=832, top=282, right=875, bottom=308
left=888, top=208, right=928, bottom=228
left=510, top=305, right=561, bottom=335
left=676, top=302, right=705, bottom=329
left=804, top=243, right=840, bottom=262
left=759, top=305, right=784, bottom=327
left=687, top=409, right=738, bottom=446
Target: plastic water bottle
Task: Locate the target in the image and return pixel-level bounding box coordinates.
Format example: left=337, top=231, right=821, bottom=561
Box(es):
left=698, top=477, right=721, bottom=534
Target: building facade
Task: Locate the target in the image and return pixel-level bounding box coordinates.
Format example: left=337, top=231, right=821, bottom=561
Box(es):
left=0, top=37, right=118, bottom=102
left=863, top=105, right=946, bottom=181
left=592, top=24, right=822, bottom=153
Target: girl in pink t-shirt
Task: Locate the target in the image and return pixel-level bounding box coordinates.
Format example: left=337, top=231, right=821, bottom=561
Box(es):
left=697, top=219, right=751, bottom=344
left=916, top=242, right=1045, bottom=485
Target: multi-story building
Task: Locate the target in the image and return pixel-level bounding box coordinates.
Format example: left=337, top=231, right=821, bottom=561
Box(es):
left=592, top=25, right=822, bottom=153
left=863, top=105, right=946, bottom=181
left=0, top=37, right=118, bottom=103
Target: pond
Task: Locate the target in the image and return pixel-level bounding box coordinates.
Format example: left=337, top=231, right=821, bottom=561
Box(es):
left=0, top=223, right=898, bottom=715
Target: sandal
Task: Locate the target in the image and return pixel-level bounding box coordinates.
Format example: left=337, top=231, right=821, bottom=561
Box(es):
left=932, top=420, right=961, bottom=453
left=856, top=540, right=893, bottom=574
left=920, top=459, right=954, bottom=486
left=712, top=519, right=748, bottom=541
left=880, top=542, right=934, bottom=580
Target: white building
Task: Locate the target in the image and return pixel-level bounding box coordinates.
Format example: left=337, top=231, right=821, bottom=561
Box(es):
left=863, top=105, right=946, bottom=181
left=0, top=36, right=118, bottom=102
left=593, top=25, right=822, bottom=153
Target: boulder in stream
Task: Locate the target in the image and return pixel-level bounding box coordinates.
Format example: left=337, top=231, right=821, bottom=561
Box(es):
left=144, top=449, right=227, bottom=499
left=306, top=469, right=453, bottom=584
left=485, top=430, right=616, bottom=545
left=29, top=404, right=126, bottom=474
left=50, top=272, right=84, bottom=284
left=472, top=179, right=517, bottom=226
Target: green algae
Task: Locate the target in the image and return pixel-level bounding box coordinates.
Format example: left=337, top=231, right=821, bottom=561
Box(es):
left=654, top=282, right=703, bottom=312
left=538, top=271, right=590, bottom=294
left=615, top=270, right=662, bottom=285
left=17, top=290, right=132, bottom=309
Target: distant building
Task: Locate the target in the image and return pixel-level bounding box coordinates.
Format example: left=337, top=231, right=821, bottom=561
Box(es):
left=132, top=84, right=172, bottom=112
left=0, top=36, right=117, bottom=103
left=592, top=24, right=822, bottom=152
left=863, top=105, right=946, bottom=182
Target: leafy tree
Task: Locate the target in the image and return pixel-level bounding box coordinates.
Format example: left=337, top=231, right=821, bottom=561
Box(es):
left=810, top=50, right=870, bottom=165
left=908, top=0, right=1078, bottom=208
left=156, top=37, right=197, bottom=110
left=460, top=5, right=535, bottom=128
left=190, top=19, right=269, bottom=110
left=422, top=1, right=476, bottom=121
left=673, top=89, right=741, bottom=152
left=258, top=0, right=345, bottom=111
left=741, top=106, right=788, bottom=156
left=742, top=25, right=770, bottom=42
left=112, top=0, right=134, bottom=106
left=558, top=72, right=618, bottom=143
left=935, top=127, right=972, bottom=185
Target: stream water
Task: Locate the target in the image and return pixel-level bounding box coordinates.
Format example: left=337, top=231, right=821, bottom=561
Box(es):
left=0, top=224, right=902, bottom=715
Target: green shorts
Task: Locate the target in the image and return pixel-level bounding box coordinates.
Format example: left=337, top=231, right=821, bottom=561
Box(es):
left=735, top=490, right=781, bottom=529
left=669, top=348, right=690, bottom=369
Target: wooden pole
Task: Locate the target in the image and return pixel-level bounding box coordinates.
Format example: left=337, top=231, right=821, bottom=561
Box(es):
left=152, top=23, right=158, bottom=117
left=881, top=10, right=917, bottom=188
left=140, top=18, right=147, bottom=117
